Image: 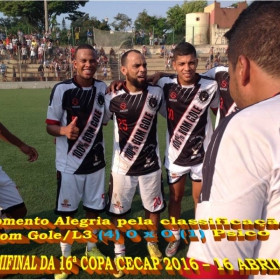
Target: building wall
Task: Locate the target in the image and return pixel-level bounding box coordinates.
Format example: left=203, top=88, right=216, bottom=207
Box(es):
left=202, top=1, right=247, bottom=45
left=211, top=24, right=229, bottom=45
left=185, top=13, right=209, bottom=45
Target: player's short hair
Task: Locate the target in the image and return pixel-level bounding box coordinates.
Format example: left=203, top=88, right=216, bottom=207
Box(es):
left=74, top=44, right=95, bottom=59
left=224, top=1, right=280, bottom=76
left=173, top=42, right=197, bottom=60
left=121, top=50, right=142, bottom=66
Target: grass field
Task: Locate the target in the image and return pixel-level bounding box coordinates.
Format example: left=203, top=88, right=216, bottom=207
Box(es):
left=0, top=89, right=197, bottom=279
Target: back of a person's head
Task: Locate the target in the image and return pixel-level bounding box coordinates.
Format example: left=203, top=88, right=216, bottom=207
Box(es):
left=173, top=42, right=196, bottom=60
left=225, top=1, right=280, bottom=77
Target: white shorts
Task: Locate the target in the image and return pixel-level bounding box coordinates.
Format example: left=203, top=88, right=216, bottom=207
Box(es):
left=167, top=162, right=202, bottom=184
left=55, top=168, right=106, bottom=215
left=107, top=169, right=165, bottom=215
left=0, top=166, right=24, bottom=212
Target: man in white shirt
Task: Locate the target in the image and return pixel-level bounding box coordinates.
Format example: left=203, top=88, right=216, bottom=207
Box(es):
left=186, top=2, right=280, bottom=279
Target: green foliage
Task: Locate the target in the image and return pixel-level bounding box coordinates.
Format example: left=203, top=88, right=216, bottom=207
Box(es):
left=0, top=1, right=88, bottom=32
left=111, top=13, right=132, bottom=31
left=134, top=9, right=171, bottom=37
left=166, top=0, right=207, bottom=33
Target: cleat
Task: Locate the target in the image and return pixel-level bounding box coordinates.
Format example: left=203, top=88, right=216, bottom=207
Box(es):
left=147, top=243, right=163, bottom=261
left=86, top=247, right=106, bottom=258
left=165, top=240, right=180, bottom=257
left=113, top=256, right=124, bottom=278
left=54, top=272, right=69, bottom=279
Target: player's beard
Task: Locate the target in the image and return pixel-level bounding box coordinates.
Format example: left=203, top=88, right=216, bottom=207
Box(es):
left=126, top=73, right=148, bottom=90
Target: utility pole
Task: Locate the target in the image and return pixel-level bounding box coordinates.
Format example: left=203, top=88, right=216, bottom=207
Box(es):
left=44, top=0, right=49, bottom=32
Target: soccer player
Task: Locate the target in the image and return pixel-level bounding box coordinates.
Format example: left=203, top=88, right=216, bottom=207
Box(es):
left=104, top=50, right=165, bottom=278
left=156, top=42, right=219, bottom=257
left=201, top=65, right=237, bottom=128
left=109, top=43, right=219, bottom=258
left=0, top=122, right=38, bottom=223
left=186, top=2, right=280, bottom=278
left=46, top=44, right=107, bottom=279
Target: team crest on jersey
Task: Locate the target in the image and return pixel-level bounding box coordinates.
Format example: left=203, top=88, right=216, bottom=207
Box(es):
left=72, top=98, right=79, bottom=106
left=147, top=96, right=158, bottom=110
left=221, top=80, right=228, bottom=88
left=61, top=199, right=71, bottom=208
left=198, top=91, right=209, bottom=102
left=97, top=93, right=105, bottom=106
left=170, top=91, right=177, bottom=99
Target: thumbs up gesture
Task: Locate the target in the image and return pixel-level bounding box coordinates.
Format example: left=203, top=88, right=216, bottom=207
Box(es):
left=65, top=116, right=79, bottom=140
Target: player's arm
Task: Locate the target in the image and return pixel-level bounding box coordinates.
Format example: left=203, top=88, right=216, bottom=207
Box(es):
left=0, top=122, right=38, bottom=162
left=147, top=72, right=172, bottom=85
left=103, top=93, right=113, bottom=124
left=46, top=86, right=79, bottom=140
left=107, top=80, right=124, bottom=94
left=210, top=83, right=220, bottom=116
left=46, top=117, right=79, bottom=140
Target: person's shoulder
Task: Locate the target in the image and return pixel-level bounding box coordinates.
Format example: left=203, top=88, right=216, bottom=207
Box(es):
left=94, top=79, right=107, bottom=90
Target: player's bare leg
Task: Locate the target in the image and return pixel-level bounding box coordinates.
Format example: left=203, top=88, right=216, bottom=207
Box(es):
left=145, top=210, right=162, bottom=261
left=192, top=180, right=202, bottom=212
left=168, top=174, right=187, bottom=220
left=112, top=216, right=125, bottom=278
left=85, top=211, right=105, bottom=258
left=165, top=174, right=187, bottom=257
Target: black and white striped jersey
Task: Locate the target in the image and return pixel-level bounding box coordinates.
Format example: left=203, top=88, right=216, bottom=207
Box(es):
left=104, top=84, right=164, bottom=176
left=202, top=66, right=238, bottom=127
left=158, top=75, right=219, bottom=172
left=46, top=78, right=106, bottom=174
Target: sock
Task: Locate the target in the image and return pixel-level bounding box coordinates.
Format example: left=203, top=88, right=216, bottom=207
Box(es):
left=60, top=242, right=72, bottom=257
left=87, top=230, right=98, bottom=251
left=171, top=229, right=181, bottom=241
left=0, top=213, right=11, bottom=233
left=114, top=244, right=125, bottom=257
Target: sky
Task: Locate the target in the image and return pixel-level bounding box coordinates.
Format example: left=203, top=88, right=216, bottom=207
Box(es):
left=59, top=0, right=246, bottom=29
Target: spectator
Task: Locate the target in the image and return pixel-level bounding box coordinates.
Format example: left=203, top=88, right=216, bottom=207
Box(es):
left=12, top=66, right=16, bottom=82
left=55, top=29, right=60, bottom=46
left=67, top=30, right=71, bottom=45
left=109, top=47, right=116, bottom=59
left=209, top=46, right=214, bottom=67
left=74, top=28, right=80, bottom=45
left=86, top=29, right=93, bottom=45
left=1, top=61, right=7, bottom=82
left=21, top=45, right=27, bottom=64
left=38, top=64, right=44, bottom=81
left=102, top=66, right=107, bottom=80
left=142, top=45, right=147, bottom=57
left=149, top=31, right=154, bottom=45
left=99, top=47, right=105, bottom=56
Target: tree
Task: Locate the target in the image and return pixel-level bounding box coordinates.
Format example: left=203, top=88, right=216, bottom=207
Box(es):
left=0, top=1, right=88, bottom=32
left=166, top=0, right=207, bottom=33
left=111, top=13, right=132, bottom=31
left=134, top=10, right=171, bottom=37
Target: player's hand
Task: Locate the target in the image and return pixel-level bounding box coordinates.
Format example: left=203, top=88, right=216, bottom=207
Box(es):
left=147, top=72, right=163, bottom=85
left=106, top=80, right=123, bottom=94
left=19, top=144, right=38, bottom=162
left=65, top=116, right=79, bottom=140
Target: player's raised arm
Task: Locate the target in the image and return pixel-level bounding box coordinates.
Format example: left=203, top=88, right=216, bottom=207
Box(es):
left=46, top=116, right=79, bottom=140
left=0, top=122, right=38, bottom=162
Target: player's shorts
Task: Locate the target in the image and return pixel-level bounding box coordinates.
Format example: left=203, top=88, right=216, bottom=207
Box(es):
left=0, top=166, right=25, bottom=213
left=167, top=162, right=202, bottom=184
left=55, top=168, right=106, bottom=215
left=107, top=169, right=165, bottom=216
